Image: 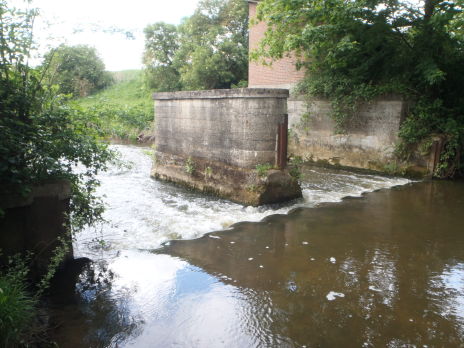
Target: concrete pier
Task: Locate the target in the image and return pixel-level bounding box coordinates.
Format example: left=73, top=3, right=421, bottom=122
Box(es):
left=152, top=89, right=302, bottom=206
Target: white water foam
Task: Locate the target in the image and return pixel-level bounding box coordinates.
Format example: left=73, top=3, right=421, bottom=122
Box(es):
left=74, top=145, right=411, bottom=257
left=326, top=291, right=345, bottom=301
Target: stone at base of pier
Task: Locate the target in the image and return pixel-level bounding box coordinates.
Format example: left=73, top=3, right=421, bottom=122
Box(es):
left=151, top=153, right=302, bottom=206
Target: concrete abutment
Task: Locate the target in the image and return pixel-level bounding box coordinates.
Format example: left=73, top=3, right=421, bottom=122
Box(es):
left=0, top=181, right=74, bottom=278
left=151, top=88, right=302, bottom=206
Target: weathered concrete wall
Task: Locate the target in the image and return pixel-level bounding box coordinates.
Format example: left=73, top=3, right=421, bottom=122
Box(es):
left=154, top=89, right=289, bottom=168
left=288, top=96, right=435, bottom=175
left=152, top=89, right=302, bottom=206
left=0, top=181, right=73, bottom=277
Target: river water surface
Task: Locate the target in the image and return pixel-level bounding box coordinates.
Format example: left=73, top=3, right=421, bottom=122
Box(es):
left=50, top=145, right=464, bottom=347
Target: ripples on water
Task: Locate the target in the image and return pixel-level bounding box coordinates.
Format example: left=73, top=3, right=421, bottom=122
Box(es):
left=75, top=145, right=410, bottom=258
left=49, top=145, right=464, bottom=348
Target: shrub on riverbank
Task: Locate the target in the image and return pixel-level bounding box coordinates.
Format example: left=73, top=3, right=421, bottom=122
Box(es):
left=0, top=256, right=36, bottom=346
left=1, top=2, right=115, bottom=344
left=41, top=44, right=113, bottom=98
left=82, top=103, right=152, bottom=142
left=77, top=70, right=153, bottom=141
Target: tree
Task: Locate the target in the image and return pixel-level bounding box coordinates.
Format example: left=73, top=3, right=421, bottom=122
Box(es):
left=143, top=22, right=181, bottom=91
left=42, top=44, right=113, bottom=97
left=143, top=0, right=248, bottom=91
left=253, top=0, right=464, bottom=177
left=1, top=1, right=116, bottom=343
left=0, top=1, right=113, bottom=225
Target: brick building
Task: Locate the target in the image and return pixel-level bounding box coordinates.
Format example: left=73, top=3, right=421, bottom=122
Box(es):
left=248, top=0, right=305, bottom=89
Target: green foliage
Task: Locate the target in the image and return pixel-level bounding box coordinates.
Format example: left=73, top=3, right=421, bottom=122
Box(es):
left=204, top=166, right=213, bottom=178
left=0, top=247, right=69, bottom=346
left=35, top=235, right=72, bottom=297
left=253, top=0, right=464, bottom=177
left=0, top=254, right=36, bottom=346
left=0, top=3, right=117, bottom=345
left=81, top=103, right=152, bottom=142
left=143, top=23, right=181, bottom=91
left=185, top=156, right=196, bottom=175
left=382, top=161, right=405, bottom=176
left=255, top=163, right=273, bottom=177
left=0, top=91, right=114, bottom=224
left=143, top=0, right=248, bottom=91
left=79, top=69, right=150, bottom=106
left=41, top=44, right=113, bottom=97
left=77, top=70, right=153, bottom=141
left=0, top=0, right=114, bottom=232
left=288, top=156, right=303, bottom=180
left=231, top=80, right=248, bottom=88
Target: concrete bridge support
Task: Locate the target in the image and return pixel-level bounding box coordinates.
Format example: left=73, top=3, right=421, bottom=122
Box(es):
left=152, top=88, right=302, bottom=206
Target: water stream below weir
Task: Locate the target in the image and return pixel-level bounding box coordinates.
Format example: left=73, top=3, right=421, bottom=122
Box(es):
left=49, top=145, right=464, bottom=347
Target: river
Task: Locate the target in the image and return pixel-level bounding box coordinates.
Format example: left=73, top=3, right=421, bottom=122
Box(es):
left=49, top=145, right=464, bottom=347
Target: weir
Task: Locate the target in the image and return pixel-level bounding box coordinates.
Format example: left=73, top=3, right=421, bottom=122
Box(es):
left=151, top=88, right=302, bottom=206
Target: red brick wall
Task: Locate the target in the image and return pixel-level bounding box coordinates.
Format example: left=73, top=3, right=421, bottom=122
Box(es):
left=248, top=1, right=305, bottom=88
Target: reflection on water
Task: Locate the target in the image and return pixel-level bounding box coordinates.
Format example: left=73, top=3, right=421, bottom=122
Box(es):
left=50, top=146, right=464, bottom=347
left=159, top=181, right=464, bottom=347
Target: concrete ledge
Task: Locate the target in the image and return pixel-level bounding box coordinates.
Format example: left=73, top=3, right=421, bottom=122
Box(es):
left=153, top=88, right=289, bottom=100
left=0, top=180, right=73, bottom=278
left=152, top=152, right=301, bottom=206
left=286, top=96, right=435, bottom=175
left=0, top=180, right=71, bottom=209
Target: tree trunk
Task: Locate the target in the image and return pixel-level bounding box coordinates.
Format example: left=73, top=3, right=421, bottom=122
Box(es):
left=424, top=0, right=438, bottom=21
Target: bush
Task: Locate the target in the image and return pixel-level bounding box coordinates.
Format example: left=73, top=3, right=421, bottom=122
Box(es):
left=82, top=103, right=153, bottom=141
left=0, top=257, right=36, bottom=346
left=255, top=163, right=273, bottom=177
left=41, top=44, right=113, bottom=98
left=0, top=2, right=115, bottom=345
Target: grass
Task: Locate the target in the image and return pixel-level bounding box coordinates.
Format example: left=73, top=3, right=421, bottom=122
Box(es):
left=78, top=70, right=152, bottom=109
left=0, top=257, right=37, bottom=346
left=77, top=70, right=154, bottom=141
left=255, top=163, right=274, bottom=177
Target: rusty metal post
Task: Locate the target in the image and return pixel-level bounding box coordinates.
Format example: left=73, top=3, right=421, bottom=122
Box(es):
left=277, top=114, right=288, bottom=169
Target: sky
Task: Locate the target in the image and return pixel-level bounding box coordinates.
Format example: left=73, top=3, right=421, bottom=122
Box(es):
left=13, top=0, right=200, bottom=71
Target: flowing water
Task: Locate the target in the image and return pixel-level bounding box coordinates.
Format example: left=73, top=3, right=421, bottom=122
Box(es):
left=73, top=145, right=410, bottom=257
left=49, top=145, right=464, bottom=347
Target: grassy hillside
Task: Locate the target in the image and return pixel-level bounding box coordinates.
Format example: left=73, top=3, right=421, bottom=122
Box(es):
left=79, top=70, right=151, bottom=109
left=78, top=70, right=154, bottom=141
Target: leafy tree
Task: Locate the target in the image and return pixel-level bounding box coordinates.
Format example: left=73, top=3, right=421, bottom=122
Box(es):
left=143, top=22, right=181, bottom=91
left=252, top=0, right=464, bottom=177
left=143, top=0, right=248, bottom=91
left=0, top=2, right=113, bottom=227
left=0, top=1, right=115, bottom=343
left=42, top=44, right=113, bottom=97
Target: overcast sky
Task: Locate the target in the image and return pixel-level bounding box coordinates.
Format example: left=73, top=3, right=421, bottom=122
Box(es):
left=15, top=0, right=200, bottom=71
